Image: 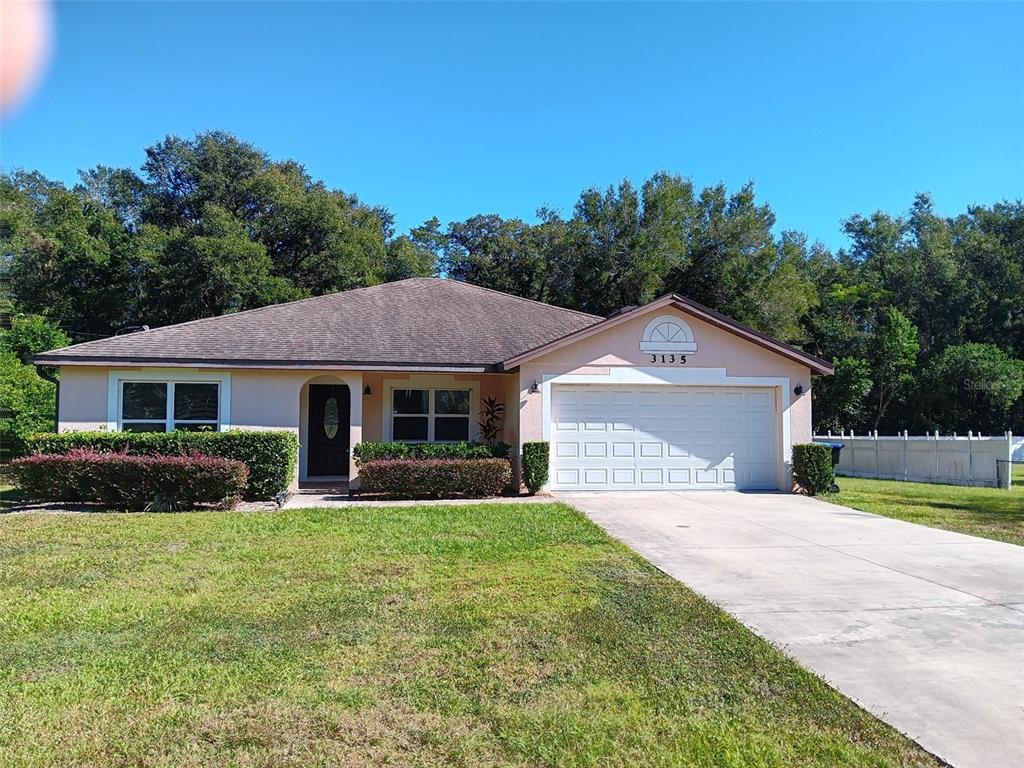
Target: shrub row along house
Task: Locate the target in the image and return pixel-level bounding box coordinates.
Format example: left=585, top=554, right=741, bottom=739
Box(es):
left=35, top=278, right=833, bottom=492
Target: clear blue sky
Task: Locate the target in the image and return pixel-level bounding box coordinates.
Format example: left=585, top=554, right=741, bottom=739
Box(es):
left=2, top=2, right=1022, bottom=251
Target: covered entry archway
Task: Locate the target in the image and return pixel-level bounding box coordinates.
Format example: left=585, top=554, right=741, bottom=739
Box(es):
left=299, top=374, right=362, bottom=482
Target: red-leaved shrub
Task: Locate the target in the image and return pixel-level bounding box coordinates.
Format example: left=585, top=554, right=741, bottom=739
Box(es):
left=5, top=449, right=248, bottom=510
left=358, top=458, right=511, bottom=499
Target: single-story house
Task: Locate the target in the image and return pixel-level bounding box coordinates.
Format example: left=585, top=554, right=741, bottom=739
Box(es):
left=35, top=277, right=832, bottom=492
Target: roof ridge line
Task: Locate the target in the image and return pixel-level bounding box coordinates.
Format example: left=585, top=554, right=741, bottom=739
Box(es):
left=432, top=277, right=604, bottom=320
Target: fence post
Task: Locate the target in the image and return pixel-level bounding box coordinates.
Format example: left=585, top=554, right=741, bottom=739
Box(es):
left=968, top=431, right=973, bottom=486
left=903, top=429, right=908, bottom=482
left=874, top=429, right=880, bottom=479
left=934, top=430, right=940, bottom=482
left=1003, top=431, right=1014, bottom=490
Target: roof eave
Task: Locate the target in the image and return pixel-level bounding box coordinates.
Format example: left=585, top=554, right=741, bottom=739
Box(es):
left=502, top=294, right=834, bottom=375
left=33, top=355, right=505, bottom=374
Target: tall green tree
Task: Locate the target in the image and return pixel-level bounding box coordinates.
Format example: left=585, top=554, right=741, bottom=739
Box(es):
left=871, top=307, right=920, bottom=430
left=920, top=344, right=1024, bottom=433
left=383, top=216, right=443, bottom=281
left=4, top=175, right=145, bottom=337
left=140, top=206, right=294, bottom=326
left=812, top=356, right=873, bottom=433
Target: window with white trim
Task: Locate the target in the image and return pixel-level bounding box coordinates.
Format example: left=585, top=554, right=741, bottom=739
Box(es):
left=120, top=381, right=220, bottom=432
left=391, top=388, right=470, bottom=442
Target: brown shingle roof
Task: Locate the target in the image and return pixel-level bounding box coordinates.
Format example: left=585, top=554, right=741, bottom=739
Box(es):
left=35, top=278, right=603, bottom=371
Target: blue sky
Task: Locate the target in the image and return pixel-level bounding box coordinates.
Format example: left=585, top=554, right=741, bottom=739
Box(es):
left=2, top=2, right=1021, bottom=251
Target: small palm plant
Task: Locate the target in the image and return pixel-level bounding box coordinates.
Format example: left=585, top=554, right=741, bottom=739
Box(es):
left=477, top=396, right=505, bottom=444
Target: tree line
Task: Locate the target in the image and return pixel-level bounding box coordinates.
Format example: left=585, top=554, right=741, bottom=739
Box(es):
left=1, top=130, right=1021, bottom=438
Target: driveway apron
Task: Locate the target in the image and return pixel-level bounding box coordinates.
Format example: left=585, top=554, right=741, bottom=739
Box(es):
left=560, top=491, right=1024, bottom=768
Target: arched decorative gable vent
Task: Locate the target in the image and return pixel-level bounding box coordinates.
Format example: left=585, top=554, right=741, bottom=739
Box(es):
left=639, top=314, right=697, bottom=354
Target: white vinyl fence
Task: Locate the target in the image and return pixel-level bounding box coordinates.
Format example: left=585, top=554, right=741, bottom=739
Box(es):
left=813, top=431, right=1015, bottom=489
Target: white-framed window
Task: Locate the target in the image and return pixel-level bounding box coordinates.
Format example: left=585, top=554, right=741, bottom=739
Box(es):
left=118, top=380, right=221, bottom=432
left=390, top=387, right=472, bottom=442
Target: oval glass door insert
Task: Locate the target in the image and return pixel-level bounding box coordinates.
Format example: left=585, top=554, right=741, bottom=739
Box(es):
left=323, top=396, right=340, bottom=439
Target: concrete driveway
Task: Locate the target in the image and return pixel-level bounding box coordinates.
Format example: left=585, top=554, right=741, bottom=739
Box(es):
left=560, top=491, right=1024, bottom=768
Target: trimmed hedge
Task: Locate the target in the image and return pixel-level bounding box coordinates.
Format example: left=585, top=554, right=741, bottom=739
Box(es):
left=5, top=449, right=248, bottom=510
left=792, top=443, right=835, bottom=495
left=358, top=458, right=512, bottom=499
left=522, top=441, right=550, bottom=494
left=353, top=440, right=511, bottom=465
left=27, top=431, right=296, bottom=500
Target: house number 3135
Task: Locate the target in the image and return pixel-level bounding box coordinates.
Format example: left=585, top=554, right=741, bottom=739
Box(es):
left=650, top=354, right=687, bottom=364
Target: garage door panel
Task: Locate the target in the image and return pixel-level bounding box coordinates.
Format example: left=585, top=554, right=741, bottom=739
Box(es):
left=720, top=392, right=745, bottom=407
left=555, top=468, right=580, bottom=485
left=554, top=441, right=579, bottom=458
left=550, top=384, right=779, bottom=491
left=612, top=468, right=636, bottom=485
left=611, top=442, right=636, bottom=458
left=639, top=468, right=664, bottom=485
left=695, top=468, right=720, bottom=484
left=747, top=391, right=774, bottom=408
left=667, top=468, right=691, bottom=484
left=638, top=442, right=663, bottom=457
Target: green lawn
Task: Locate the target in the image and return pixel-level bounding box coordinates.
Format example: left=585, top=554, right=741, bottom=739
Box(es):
left=0, top=504, right=937, bottom=768
left=826, top=471, right=1024, bottom=546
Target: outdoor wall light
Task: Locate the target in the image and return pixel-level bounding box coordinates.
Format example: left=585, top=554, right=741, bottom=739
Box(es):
left=793, top=384, right=804, bottom=396
left=363, top=385, right=372, bottom=396
left=529, top=380, right=540, bottom=394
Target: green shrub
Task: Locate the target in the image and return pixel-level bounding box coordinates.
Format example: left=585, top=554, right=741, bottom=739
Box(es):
left=0, top=349, right=57, bottom=461
left=27, top=430, right=296, bottom=500
left=792, top=443, right=834, bottom=495
left=522, top=441, right=549, bottom=494
left=358, top=458, right=512, bottom=499
left=352, top=440, right=510, bottom=465
left=5, top=449, right=248, bottom=510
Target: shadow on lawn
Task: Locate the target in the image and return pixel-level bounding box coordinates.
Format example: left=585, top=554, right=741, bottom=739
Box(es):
left=0, top=484, right=25, bottom=512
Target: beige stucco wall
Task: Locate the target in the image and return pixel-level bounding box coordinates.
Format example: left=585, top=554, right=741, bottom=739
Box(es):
left=56, top=366, right=520, bottom=485
left=57, top=367, right=109, bottom=431
left=359, top=372, right=515, bottom=445
left=511, top=306, right=814, bottom=490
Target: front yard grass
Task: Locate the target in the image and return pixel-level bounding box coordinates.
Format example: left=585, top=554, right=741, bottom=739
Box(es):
left=0, top=503, right=938, bottom=767
left=826, top=473, right=1024, bottom=546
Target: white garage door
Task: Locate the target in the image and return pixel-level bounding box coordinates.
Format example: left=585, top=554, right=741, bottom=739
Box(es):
left=549, top=385, right=779, bottom=491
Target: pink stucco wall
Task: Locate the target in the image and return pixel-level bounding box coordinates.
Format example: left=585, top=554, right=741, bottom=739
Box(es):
left=511, top=306, right=814, bottom=489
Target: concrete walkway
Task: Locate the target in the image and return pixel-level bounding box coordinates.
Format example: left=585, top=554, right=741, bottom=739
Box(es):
left=281, top=492, right=554, bottom=509
left=560, top=491, right=1024, bottom=768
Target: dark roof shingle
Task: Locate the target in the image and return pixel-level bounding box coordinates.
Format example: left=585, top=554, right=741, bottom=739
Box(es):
left=35, top=278, right=603, bottom=370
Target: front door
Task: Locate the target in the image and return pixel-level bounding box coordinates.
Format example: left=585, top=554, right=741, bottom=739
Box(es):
left=308, top=384, right=350, bottom=477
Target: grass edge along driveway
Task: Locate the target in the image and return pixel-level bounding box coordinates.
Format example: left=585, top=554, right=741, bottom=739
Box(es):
left=0, top=503, right=940, bottom=768
left=826, top=472, right=1024, bottom=546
